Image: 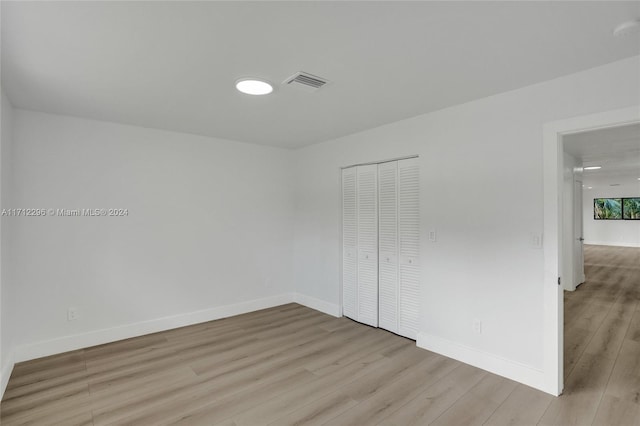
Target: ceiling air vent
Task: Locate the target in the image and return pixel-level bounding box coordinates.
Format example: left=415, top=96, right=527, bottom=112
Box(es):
left=284, top=72, right=329, bottom=92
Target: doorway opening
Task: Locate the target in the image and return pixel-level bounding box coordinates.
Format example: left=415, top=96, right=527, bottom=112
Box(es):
left=543, top=106, right=640, bottom=396
left=561, top=124, right=640, bottom=391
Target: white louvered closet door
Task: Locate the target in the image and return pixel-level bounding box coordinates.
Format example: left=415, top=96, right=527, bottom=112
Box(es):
left=356, top=164, right=379, bottom=327
left=398, top=158, right=420, bottom=339
left=342, top=167, right=358, bottom=321
left=378, top=161, right=399, bottom=334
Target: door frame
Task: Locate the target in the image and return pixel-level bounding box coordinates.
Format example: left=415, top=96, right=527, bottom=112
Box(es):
left=573, top=178, right=585, bottom=288
left=542, top=106, right=640, bottom=396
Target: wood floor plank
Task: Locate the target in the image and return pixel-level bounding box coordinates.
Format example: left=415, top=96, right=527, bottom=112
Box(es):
left=230, top=353, right=390, bottom=426
left=591, top=394, right=640, bottom=426
left=572, top=300, right=612, bottom=335
left=582, top=301, right=635, bottom=360
left=0, top=383, right=92, bottom=426
left=376, top=363, right=486, bottom=426
left=603, top=338, right=640, bottom=405
left=304, top=328, right=398, bottom=375
left=266, top=391, right=359, bottom=426
left=84, top=333, right=168, bottom=361
left=322, top=355, right=460, bottom=426
left=626, top=308, right=640, bottom=343
left=563, top=324, right=594, bottom=378
left=483, top=384, right=553, bottom=426
left=89, top=366, right=198, bottom=409
left=427, top=373, right=517, bottom=426
left=2, top=367, right=89, bottom=402
left=9, top=350, right=85, bottom=378
left=7, top=407, right=95, bottom=426
left=167, top=369, right=318, bottom=425
left=90, top=373, right=199, bottom=425
left=6, top=357, right=87, bottom=391
left=340, top=345, right=437, bottom=402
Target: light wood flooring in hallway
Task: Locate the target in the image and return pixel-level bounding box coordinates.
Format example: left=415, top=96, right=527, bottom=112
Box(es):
left=1, top=244, right=639, bottom=425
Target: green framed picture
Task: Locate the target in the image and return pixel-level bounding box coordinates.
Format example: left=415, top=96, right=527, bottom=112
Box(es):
left=594, top=198, right=622, bottom=220
left=623, top=198, right=640, bottom=220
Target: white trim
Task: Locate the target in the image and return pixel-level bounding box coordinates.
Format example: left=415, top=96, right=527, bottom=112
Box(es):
left=10, top=293, right=343, bottom=365
left=1, top=350, right=15, bottom=400
left=584, top=241, right=640, bottom=248
left=339, top=166, right=345, bottom=318
left=417, top=332, right=546, bottom=393
left=13, top=293, right=295, bottom=363
left=543, top=105, right=640, bottom=396
left=294, top=293, right=341, bottom=317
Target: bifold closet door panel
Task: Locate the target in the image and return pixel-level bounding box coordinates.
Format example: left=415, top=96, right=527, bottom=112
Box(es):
left=343, top=159, right=417, bottom=336
left=356, top=164, right=379, bottom=327
left=342, top=167, right=358, bottom=321
left=378, top=161, right=399, bottom=334
left=398, top=157, right=420, bottom=339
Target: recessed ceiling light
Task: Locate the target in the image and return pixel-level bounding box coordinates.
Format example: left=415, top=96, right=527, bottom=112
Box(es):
left=235, top=79, right=273, bottom=95
left=583, top=166, right=602, bottom=171
left=587, top=187, right=593, bottom=189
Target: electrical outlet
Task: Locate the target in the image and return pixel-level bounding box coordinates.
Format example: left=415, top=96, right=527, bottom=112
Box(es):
left=67, top=307, right=79, bottom=321
left=429, top=230, right=437, bottom=242
left=473, top=319, right=482, bottom=334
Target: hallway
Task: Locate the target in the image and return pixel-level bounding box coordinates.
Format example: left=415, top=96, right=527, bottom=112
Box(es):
left=559, top=244, right=640, bottom=425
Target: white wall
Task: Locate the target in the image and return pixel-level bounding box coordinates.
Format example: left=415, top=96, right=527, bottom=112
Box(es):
left=583, top=184, right=640, bottom=247
left=9, top=110, right=295, bottom=361
left=1, top=89, right=15, bottom=396
left=292, top=56, right=640, bottom=390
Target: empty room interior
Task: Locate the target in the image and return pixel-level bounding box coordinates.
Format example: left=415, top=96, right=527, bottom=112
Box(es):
left=0, top=1, right=639, bottom=425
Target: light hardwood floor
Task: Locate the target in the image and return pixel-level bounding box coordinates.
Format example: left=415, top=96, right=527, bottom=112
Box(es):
left=554, top=245, right=640, bottom=426
left=1, top=244, right=639, bottom=425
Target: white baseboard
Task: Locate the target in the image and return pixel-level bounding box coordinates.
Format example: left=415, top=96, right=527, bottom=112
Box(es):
left=294, top=293, right=341, bottom=318
left=1, top=350, right=15, bottom=400
left=7, top=291, right=340, bottom=393
left=13, top=293, right=296, bottom=363
left=585, top=241, right=640, bottom=248
left=417, top=331, right=549, bottom=394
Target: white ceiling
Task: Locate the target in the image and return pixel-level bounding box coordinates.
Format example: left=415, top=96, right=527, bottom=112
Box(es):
left=564, top=123, right=640, bottom=188
left=2, top=1, right=639, bottom=149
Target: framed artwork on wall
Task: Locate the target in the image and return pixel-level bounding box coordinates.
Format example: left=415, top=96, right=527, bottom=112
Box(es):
left=594, top=198, right=622, bottom=220
left=623, top=198, right=640, bottom=220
